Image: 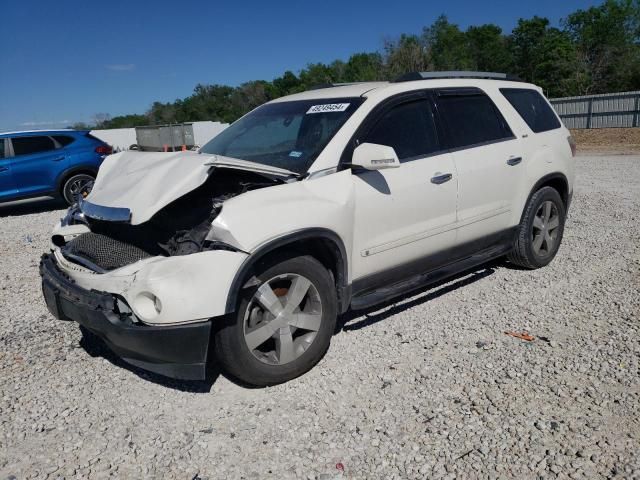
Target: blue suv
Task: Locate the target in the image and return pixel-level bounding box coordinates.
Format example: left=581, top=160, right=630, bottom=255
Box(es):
left=0, top=130, right=112, bottom=205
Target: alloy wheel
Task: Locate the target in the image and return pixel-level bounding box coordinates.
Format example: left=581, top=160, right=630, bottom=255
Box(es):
left=243, top=273, right=323, bottom=366
left=532, top=200, right=560, bottom=256
left=65, top=175, right=94, bottom=204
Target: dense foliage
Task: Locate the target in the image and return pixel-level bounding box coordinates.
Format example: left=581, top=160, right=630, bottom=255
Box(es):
left=94, top=0, right=640, bottom=129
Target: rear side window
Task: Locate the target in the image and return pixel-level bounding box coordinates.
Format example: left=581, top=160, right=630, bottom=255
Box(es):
left=52, top=135, right=75, bottom=147
left=363, top=99, right=440, bottom=161
left=501, top=88, right=561, bottom=133
left=0, top=139, right=5, bottom=159
left=11, top=136, right=56, bottom=156
left=437, top=90, right=514, bottom=149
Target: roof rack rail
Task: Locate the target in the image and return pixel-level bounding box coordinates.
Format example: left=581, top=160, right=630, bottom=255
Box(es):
left=393, top=71, right=523, bottom=83
left=306, top=81, right=380, bottom=91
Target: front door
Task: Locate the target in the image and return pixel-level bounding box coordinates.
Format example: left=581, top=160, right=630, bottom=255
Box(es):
left=350, top=96, right=458, bottom=288
left=10, top=135, right=67, bottom=197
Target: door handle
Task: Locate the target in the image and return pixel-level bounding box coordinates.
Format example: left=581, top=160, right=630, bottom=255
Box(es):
left=52, top=157, right=65, bottom=162
left=431, top=173, right=452, bottom=184
left=507, top=156, right=522, bottom=166
left=0, top=167, right=8, bottom=173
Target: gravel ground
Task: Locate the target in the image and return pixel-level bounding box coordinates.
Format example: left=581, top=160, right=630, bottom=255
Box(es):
left=1, top=155, right=639, bottom=480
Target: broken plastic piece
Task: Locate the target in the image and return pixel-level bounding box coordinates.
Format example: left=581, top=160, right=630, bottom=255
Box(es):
left=504, top=331, right=535, bottom=341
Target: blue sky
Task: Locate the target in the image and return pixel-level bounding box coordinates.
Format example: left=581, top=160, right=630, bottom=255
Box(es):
left=0, top=0, right=600, bottom=131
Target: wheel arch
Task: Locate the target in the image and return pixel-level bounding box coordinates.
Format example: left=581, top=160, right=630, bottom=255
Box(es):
left=56, top=165, right=99, bottom=196
left=522, top=172, right=570, bottom=220
left=225, top=228, right=351, bottom=315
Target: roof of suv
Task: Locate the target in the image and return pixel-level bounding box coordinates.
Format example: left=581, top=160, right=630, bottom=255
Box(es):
left=270, top=77, right=540, bottom=103
left=0, top=129, right=87, bottom=138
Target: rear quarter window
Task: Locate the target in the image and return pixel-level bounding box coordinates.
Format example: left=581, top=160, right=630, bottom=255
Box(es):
left=500, top=88, right=561, bottom=133
left=436, top=90, right=514, bottom=149
left=52, top=135, right=75, bottom=147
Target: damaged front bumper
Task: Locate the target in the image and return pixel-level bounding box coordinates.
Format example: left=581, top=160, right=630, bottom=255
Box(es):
left=40, top=253, right=213, bottom=380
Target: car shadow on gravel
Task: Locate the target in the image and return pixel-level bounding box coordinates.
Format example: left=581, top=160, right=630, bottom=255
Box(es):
left=0, top=197, right=66, bottom=217
left=77, top=262, right=501, bottom=392
left=337, top=262, right=500, bottom=332
left=79, top=326, right=220, bottom=393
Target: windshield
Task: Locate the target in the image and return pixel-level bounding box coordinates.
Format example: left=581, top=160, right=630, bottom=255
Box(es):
left=200, top=97, right=364, bottom=174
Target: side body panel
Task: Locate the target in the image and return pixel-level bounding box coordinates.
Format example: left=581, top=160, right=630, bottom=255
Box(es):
left=10, top=137, right=68, bottom=196
left=211, top=169, right=356, bottom=280
left=350, top=152, right=458, bottom=280
left=448, top=138, right=523, bottom=244
left=58, top=134, right=106, bottom=184
left=490, top=87, right=575, bottom=226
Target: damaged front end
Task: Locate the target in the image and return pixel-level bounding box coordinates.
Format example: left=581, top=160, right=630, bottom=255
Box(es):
left=40, top=154, right=294, bottom=379
left=59, top=167, right=276, bottom=272
left=46, top=163, right=290, bottom=325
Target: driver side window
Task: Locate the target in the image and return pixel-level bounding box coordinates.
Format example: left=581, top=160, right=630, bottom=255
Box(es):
left=363, top=99, right=440, bottom=162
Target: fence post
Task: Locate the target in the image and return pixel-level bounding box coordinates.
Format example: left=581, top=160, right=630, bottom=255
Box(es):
left=633, top=94, right=640, bottom=128
left=586, top=97, right=594, bottom=129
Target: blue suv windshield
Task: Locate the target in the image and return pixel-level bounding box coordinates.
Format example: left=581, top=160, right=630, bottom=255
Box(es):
left=200, top=97, right=363, bottom=174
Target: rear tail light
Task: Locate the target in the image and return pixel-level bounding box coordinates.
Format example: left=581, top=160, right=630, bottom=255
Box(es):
left=567, top=136, right=577, bottom=157
left=95, top=145, right=112, bottom=155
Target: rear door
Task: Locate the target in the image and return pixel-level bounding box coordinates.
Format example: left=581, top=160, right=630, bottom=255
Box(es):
left=350, top=93, right=458, bottom=286
left=0, top=138, right=19, bottom=200
left=435, top=88, right=523, bottom=244
left=9, top=135, right=68, bottom=196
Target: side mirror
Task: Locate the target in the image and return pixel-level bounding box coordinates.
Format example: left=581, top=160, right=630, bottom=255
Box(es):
left=351, top=143, right=401, bottom=170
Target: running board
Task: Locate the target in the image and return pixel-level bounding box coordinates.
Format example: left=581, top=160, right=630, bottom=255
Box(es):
left=350, top=244, right=511, bottom=310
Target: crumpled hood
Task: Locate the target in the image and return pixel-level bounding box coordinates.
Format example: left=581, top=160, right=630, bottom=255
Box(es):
left=84, top=151, right=295, bottom=225
left=85, top=151, right=211, bottom=225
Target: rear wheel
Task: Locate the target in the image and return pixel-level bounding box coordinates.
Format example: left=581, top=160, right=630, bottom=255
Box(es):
left=62, top=173, right=95, bottom=205
left=214, top=255, right=337, bottom=386
left=508, top=186, right=566, bottom=269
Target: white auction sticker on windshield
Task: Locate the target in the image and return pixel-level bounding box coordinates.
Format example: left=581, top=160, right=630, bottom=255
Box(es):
left=306, top=103, right=350, bottom=114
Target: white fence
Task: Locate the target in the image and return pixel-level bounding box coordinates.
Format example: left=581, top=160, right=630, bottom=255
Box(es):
left=550, top=91, right=640, bottom=129
left=91, top=121, right=228, bottom=151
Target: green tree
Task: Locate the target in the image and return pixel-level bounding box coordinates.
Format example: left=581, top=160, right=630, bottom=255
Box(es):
left=465, top=24, right=514, bottom=73
left=299, top=62, right=340, bottom=88
left=532, top=29, right=589, bottom=96
left=343, top=53, right=385, bottom=82
left=564, top=0, right=640, bottom=92
left=102, top=114, right=149, bottom=129
left=423, top=15, right=473, bottom=70
left=384, top=34, right=430, bottom=78
left=511, top=16, right=552, bottom=82
left=511, top=17, right=588, bottom=96
left=272, top=71, right=302, bottom=96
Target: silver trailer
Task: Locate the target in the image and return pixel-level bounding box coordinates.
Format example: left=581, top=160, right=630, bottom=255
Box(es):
left=134, top=123, right=196, bottom=151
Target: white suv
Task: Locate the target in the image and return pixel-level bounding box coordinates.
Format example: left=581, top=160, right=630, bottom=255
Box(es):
left=40, top=72, right=575, bottom=386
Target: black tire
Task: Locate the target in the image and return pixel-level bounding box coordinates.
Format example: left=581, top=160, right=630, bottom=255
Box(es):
left=62, top=173, right=95, bottom=205
left=508, top=186, right=566, bottom=269
left=214, top=255, right=337, bottom=387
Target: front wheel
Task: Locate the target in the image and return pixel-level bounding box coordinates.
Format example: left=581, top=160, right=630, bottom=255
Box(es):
left=214, top=255, right=337, bottom=386
left=508, top=186, right=566, bottom=269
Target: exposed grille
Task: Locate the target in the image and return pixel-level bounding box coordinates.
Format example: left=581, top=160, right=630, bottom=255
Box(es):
left=63, top=232, right=152, bottom=271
